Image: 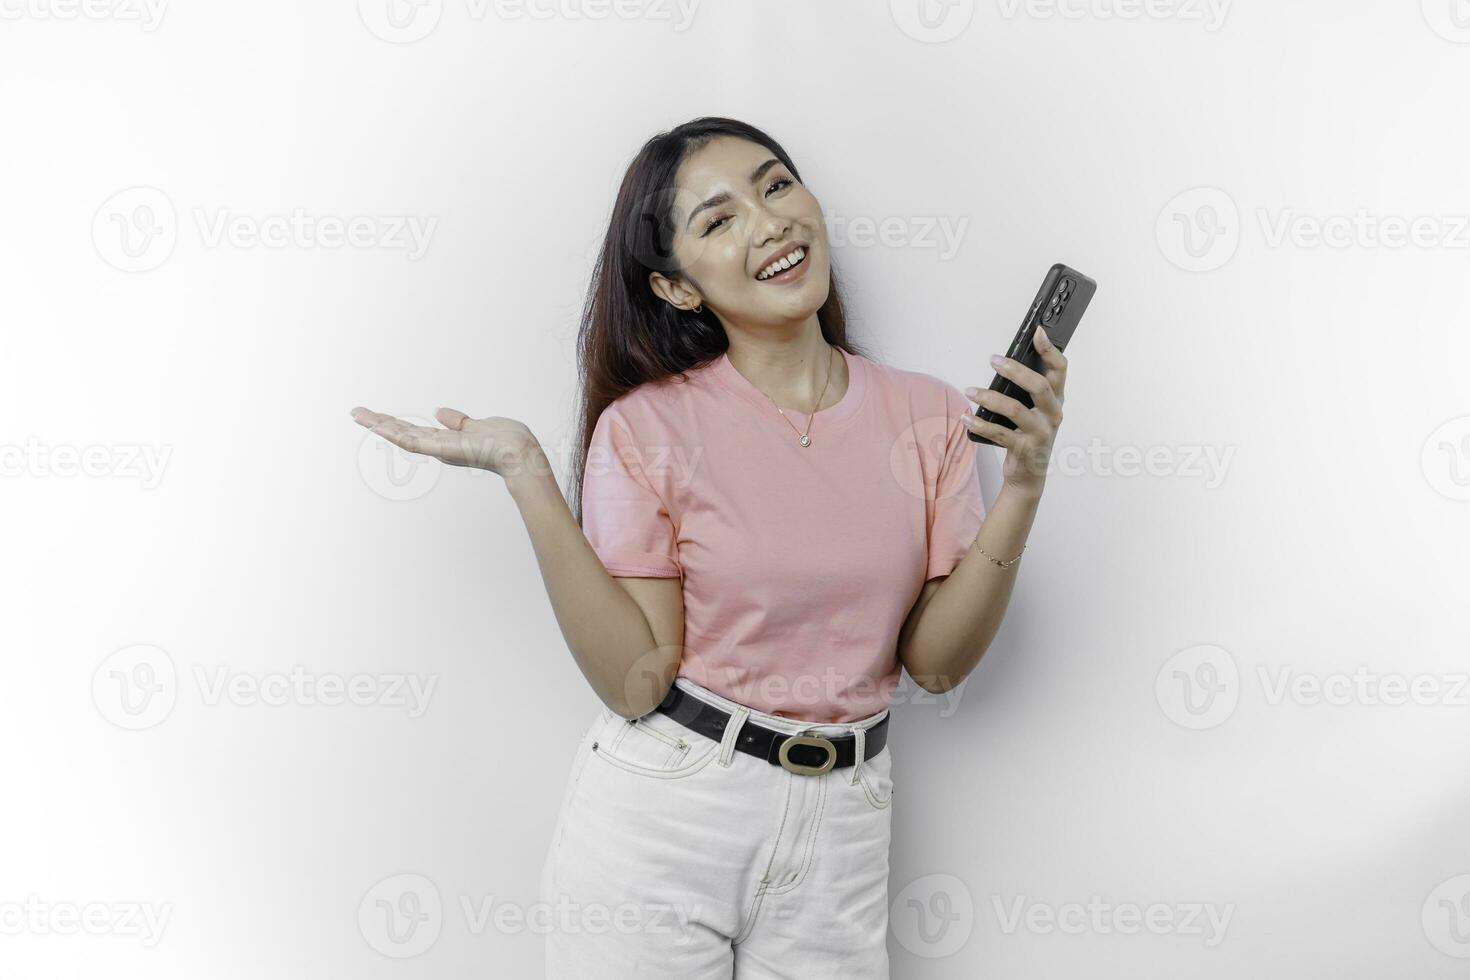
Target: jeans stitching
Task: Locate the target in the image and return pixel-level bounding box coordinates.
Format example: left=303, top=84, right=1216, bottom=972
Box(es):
left=589, top=738, right=716, bottom=780
left=546, top=713, right=603, bottom=900
left=856, top=753, right=893, bottom=809
left=630, top=716, right=689, bottom=750
left=764, top=772, right=829, bottom=895
left=734, top=771, right=796, bottom=945
left=614, top=717, right=689, bottom=768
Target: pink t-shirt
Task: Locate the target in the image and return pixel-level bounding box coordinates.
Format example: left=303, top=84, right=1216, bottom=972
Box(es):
left=578, top=345, right=987, bottom=723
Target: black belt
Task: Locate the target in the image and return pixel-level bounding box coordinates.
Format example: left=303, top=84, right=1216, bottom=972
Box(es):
left=654, top=683, right=889, bottom=776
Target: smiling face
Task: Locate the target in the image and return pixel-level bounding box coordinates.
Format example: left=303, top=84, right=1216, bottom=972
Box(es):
left=648, top=135, right=830, bottom=328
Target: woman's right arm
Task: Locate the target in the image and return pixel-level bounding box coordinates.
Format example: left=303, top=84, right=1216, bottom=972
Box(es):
left=505, top=454, right=685, bottom=720
left=350, top=406, right=683, bottom=720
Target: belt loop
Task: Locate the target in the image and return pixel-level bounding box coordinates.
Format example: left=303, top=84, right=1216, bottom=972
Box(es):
left=850, top=726, right=866, bottom=785
left=719, top=705, right=750, bottom=767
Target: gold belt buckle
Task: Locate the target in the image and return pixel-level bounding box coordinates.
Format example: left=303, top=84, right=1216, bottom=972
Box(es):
left=777, top=729, right=837, bottom=776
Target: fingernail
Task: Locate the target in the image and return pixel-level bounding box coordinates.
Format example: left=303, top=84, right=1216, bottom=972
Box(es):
left=965, top=386, right=978, bottom=398
left=990, top=354, right=1005, bottom=368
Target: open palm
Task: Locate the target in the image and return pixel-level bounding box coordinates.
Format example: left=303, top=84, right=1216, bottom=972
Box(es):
left=350, top=406, right=541, bottom=479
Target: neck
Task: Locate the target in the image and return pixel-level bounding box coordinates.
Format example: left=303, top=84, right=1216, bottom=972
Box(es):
left=723, top=318, right=847, bottom=413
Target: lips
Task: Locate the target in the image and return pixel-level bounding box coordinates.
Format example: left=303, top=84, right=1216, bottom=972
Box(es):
left=754, top=242, right=810, bottom=282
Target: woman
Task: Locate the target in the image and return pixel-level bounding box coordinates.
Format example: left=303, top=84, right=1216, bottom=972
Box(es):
left=350, top=116, right=1067, bottom=978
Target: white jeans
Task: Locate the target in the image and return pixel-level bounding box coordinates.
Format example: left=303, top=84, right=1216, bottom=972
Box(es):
left=540, top=676, right=896, bottom=979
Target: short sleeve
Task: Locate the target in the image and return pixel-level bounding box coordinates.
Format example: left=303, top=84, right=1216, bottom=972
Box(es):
left=580, top=406, right=682, bottom=579
left=926, top=383, right=988, bottom=580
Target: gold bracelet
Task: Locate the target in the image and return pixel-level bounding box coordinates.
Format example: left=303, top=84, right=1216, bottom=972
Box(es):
left=976, top=543, right=1025, bottom=568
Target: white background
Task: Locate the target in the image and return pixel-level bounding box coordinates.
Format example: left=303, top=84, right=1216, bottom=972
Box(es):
left=4, top=0, right=1470, bottom=976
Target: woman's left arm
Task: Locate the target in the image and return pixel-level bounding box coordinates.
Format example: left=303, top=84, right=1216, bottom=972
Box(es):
left=896, top=325, right=1068, bottom=694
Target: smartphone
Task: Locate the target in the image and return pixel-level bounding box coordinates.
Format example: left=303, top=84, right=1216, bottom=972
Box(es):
left=968, top=263, right=1097, bottom=445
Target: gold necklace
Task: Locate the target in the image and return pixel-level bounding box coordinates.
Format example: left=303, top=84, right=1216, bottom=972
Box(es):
left=751, top=344, right=836, bottom=448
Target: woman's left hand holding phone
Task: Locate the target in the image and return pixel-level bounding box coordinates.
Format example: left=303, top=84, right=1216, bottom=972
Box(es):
left=959, top=324, right=1069, bottom=498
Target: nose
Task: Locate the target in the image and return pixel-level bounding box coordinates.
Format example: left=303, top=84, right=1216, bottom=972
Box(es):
left=752, top=206, right=792, bottom=249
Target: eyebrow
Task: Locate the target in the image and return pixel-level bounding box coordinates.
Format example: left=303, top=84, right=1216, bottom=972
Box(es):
left=685, top=157, right=784, bottom=230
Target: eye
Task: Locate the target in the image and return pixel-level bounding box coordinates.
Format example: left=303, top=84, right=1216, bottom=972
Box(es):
left=700, top=177, right=795, bottom=236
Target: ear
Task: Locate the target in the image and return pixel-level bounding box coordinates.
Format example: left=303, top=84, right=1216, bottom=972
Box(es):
left=648, top=270, right=702, bottom=313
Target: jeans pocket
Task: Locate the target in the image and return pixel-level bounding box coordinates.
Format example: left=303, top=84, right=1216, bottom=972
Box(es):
left=855, top=747, right=894, bottom=810
left=590, top=706, right=717, bottom=779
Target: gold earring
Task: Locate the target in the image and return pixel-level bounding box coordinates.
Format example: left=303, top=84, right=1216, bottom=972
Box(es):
left=692, top=303, right=703, bottom=314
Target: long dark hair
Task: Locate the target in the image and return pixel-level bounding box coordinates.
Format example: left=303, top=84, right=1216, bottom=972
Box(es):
left=569, top=116, right=867, bottom=523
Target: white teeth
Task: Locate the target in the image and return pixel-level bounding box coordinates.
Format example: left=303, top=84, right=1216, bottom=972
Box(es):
left=757, top=246, right=806, bottom=280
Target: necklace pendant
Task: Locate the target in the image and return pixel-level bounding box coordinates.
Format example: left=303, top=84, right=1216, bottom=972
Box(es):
left=799, top=434, right=811, bottom=447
